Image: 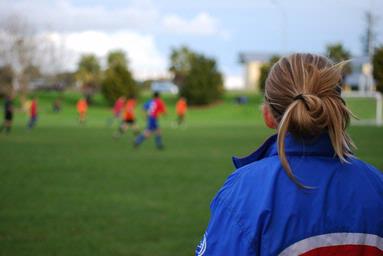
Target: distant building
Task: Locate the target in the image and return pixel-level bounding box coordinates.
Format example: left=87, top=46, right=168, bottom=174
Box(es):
left=239, top=52, right=277, bottom=93
left=29, top=78, right=64, bottom=91
left=151, top=80, right=179, bottom=95
left=345, top=56, right=375, bottom=91
left=240, top=52, right=375, bottom=93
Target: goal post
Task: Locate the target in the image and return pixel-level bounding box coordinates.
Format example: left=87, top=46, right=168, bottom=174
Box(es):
left=342, top=91, right=383, bottom=126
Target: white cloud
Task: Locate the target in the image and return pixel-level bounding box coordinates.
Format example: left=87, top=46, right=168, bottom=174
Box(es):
left=0, top=1, right=230, bottom=39
left=162, top=12, right=230, bottom=38
left=0, top=0, right=159, bottom=32
left=0, top=0, right=232, bottom=77
left=45, top=30, right=168, bottom=79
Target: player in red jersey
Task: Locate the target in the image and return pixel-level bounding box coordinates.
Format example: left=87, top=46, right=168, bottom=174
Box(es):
left=108, top=96, right=125, bottom=126
left=27, top=96, right=38, bottom=129
left=134, top=92, right=166, bottom=149
left=113, top=96, right=139, bottom=138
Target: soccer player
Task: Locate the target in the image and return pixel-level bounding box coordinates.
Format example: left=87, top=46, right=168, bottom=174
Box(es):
left=134, top=92, right=166, bottom=149
left=195, top=53, right=383, bottom=256
left=27, top=96, right=38, bottom=129
left=108, top=96, right=125, bottom=126
left=76, top=97, right=88, bottom=124
left=175, top=96, right=187, bottom=126
left=0, top=95, right=14, bottom=134
left=52, top=97, right=61, bottom=113
left=114, top=96, right=139, bottom=138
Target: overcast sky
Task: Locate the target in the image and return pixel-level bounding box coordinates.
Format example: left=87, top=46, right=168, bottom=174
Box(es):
left=0, top=0, right=382, bottom=88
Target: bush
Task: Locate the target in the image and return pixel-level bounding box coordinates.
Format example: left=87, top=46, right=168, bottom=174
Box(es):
left=76, top=54, right=101, bottom=104
left=181, top=54, right=223, bottom=105
left=101, top=50, right=137, bottom=105
left=169, top=46, right=194, bottom=88
left=101, top=65, right=136, bottom=105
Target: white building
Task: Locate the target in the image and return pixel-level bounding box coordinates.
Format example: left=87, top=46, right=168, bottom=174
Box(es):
left=345, top=56, right=375, bottom=92
left=239, top=52, right=277, bottom=93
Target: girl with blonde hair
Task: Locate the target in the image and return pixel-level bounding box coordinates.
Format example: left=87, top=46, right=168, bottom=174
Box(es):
left=196, top=53, right=383, bottom=256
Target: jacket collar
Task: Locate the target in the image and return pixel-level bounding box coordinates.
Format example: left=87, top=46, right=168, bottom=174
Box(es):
left=232, top=133, right=336, bottom=169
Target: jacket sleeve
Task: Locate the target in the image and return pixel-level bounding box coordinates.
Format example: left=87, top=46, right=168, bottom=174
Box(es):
left=195, top=197, right=254, bottom=256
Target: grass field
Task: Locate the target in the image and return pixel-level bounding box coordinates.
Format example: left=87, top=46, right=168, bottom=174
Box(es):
left=1, top=92, right=382, bottom=256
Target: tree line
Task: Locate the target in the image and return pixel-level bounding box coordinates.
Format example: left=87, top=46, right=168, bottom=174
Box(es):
left=74, top=46, right=224, bottom=106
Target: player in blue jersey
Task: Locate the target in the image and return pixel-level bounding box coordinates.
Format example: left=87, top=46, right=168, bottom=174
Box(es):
left=196, top=53, right=383, bottom=256
left=134, top=92, right=167, bottom=149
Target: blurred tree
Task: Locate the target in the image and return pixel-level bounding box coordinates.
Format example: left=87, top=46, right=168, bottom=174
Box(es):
left=258, top=55, right=280, bottom=92
left=326, top=43, right=352, bottom=84
left=326, top=43, right=351, bottom=63
left=55, top=72, right=76, bottom=88
left=326, top=43, right=352, bottom=75
left=23, top=65, right=41, bottom=80
left=76, top=54, right=100, bottom=104
left=107, top=50, right=127, bottom=68
left=101, top=50, right=136, bottom=105
left=0, top=15, right=40, bottom=100
left=0, top=65, right=14, bottom=97
left=372, top=46, right=383, bottom=93
left=169, top=46, right=195, bottom=88
left=181, top=54, right=223, bottom=105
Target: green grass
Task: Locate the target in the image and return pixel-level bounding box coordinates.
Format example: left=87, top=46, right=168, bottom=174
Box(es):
left=0, top=92, right=382, bottom=256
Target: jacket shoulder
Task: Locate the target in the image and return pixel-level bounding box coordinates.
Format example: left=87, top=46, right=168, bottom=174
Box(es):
left=212, top=155, right=282, bottom=214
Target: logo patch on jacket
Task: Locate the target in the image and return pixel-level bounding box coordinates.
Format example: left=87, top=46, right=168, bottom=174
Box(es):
left=196, top=232, right=207, bottom=256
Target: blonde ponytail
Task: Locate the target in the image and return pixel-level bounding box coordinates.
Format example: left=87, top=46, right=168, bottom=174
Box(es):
left=276, top=100, right=309, bottom=188
left=265, top=53, right=355, bottom=188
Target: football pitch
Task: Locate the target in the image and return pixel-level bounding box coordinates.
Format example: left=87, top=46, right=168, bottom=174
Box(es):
left=1, top=92, right=382, bottom=256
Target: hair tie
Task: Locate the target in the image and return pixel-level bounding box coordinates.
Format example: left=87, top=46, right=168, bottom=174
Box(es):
left=293, top=94, right=310, bottom=110
left=293, top=94, right=305, bottom=101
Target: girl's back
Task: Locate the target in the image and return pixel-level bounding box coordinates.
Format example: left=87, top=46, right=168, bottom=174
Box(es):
left=196, top=53, right=383, bottom=256
left=210, top=134, right=383, bottom=255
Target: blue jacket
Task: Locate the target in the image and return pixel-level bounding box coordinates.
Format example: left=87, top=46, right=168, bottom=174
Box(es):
left=196, top=133, right=383, bottom=255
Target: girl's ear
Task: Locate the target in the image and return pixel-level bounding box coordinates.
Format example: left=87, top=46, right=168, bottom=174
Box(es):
left=262, top=104, right=277, bottom=129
